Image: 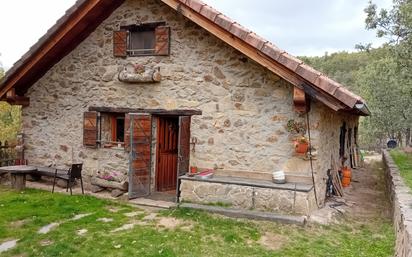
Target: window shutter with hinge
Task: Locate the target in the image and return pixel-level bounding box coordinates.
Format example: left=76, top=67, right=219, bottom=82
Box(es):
left=154, top=26, right=170, bottom=56
left=113, top=30, right=128, bottom=57
left=83, top=111, right=98, bottom=148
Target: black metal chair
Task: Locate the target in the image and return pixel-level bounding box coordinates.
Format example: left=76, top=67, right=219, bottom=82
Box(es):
left=52, top=163, right=84, bottom=195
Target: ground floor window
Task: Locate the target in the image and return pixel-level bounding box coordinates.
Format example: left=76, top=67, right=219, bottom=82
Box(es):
left=100, top=113, right=125, bottom=148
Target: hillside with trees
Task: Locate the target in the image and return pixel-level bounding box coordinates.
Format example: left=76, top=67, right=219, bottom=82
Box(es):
left=301, top=0, right=412, bottom=149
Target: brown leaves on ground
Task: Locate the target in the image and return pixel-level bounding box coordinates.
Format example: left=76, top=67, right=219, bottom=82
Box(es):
left=256, top=232, right=287, bottom=251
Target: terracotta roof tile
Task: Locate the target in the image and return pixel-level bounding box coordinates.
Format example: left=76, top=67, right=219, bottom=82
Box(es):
left=261, top=43, right=284, bottom=61
left=333, top=87, right=361, bottom=107
left=229, top=23, right=250, bottom=40
left=295, top=64, right=321, bottom=84
left=315, top=76, right=340, bottom=95
left=244, top=33, right=267, bottom=50
left=277, top=52, right=303, bottom=71
left=199, top=5, right=219, bottom=21
left=214, top=14, right=234, bottom=31
left=185, top=0, right=205, bottom=12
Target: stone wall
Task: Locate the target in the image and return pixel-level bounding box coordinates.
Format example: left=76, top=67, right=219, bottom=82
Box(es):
left=308, top=102, right=359, bottom=206
left=180, top=179, right=315, bottom=215
left=21, top=0, right=359, bottom=210
left=22, top=0, right=300, bottom=180
left=383, top=150, right=412, bottom=257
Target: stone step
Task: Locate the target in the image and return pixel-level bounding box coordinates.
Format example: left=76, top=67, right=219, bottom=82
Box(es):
left=129, top=198, right=177, bottom=209
left=285, top=173, right=313, bottom=184
left=180, top=203, right=306, bottom=225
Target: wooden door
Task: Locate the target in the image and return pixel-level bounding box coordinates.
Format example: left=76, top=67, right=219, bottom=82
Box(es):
left=126, top=113, right=152, bottom=199
left=156, top=117, right=179, bottom=192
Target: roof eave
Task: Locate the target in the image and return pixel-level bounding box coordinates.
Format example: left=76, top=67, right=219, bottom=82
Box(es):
left=354, top=101, right=371, bottom=116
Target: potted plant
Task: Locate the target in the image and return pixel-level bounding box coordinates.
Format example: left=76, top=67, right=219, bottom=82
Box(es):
left=294, top=136, right=309, bottom=154
left=286, top=119, right=307, bottom=135
left=189, top=166, right=198, bottom=176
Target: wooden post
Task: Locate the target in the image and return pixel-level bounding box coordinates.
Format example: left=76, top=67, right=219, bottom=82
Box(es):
left=293, top=87, right=310, bottom=114
left=15, top=133, right=24, bottom=165
left=11, top=173, right=26, bottom=191
left=0, top=141, right=3, bottom=167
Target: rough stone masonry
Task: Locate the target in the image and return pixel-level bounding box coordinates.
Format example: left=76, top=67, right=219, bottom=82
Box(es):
left=21, top=0, right=358, bottom=214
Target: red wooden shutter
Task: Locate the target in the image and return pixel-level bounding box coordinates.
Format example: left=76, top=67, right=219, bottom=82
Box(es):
left=154, top=26, right=170, bottom=56
left=177, top=116, right=191, bottom=176
left=83, top=111, right=98, bottom=148
left=113, top=30, right=128, bottom=57
left=128, top=114, right=152, bottom=199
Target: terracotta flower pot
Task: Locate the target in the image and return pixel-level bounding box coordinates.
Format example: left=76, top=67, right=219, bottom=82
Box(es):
left=190, top=166, right=198, bottom=174
left=295, top=142, right=309, bottom=154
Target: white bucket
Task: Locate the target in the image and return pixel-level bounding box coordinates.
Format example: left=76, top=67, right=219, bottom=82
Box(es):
left=272, top=171, right=285, bottom=180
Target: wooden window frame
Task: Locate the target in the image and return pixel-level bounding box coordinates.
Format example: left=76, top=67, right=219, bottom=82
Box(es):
left=128, top=30, right=156, bottom=56
left=120, top=22, right=169, bottom=57
left=98, top=112, right=126, bottom=148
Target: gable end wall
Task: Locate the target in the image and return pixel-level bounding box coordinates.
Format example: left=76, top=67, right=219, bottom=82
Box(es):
left=20, top=0, right=359, bottom=210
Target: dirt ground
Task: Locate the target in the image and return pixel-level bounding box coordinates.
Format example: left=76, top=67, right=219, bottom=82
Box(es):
left=309, top=153, right=390, bottom=224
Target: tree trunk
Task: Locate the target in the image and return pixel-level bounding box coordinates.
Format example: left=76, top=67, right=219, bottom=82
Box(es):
left=11, top=174, right=26, bottom=191
left=397, top=131, right=403, bottom=147
left=406, top=128, right=411, bottom=147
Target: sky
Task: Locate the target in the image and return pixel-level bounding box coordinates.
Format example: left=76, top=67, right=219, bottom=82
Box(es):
left=0, top=0, right=392, bottom=70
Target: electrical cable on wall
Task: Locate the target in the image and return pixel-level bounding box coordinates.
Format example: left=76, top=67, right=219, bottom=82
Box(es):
left=306, top=111, right=321, bottom=208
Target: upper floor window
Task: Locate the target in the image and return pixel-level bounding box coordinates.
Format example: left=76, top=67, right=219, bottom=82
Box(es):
left=113, top=22, right=170, bottom=57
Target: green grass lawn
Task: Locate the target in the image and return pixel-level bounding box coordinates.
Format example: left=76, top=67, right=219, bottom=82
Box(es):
left=390, top=150, right=412, bottom=189
left=0, top=186, right=394, bottom=257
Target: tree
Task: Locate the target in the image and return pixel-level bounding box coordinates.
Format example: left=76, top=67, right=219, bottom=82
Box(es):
left=365, top=0, right=412, bottom=146
left=356, top=55, right=411, bottom=146
left=0, top=54, right=21, bottom=143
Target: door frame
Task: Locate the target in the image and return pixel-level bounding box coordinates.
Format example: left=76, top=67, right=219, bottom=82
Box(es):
left=120, top=108, right=199, bottom=200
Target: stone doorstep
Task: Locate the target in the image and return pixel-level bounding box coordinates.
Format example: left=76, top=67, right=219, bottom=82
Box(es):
left=180, top=203, right=306, bottom=225
left=129, top=198, right=177, bottom=209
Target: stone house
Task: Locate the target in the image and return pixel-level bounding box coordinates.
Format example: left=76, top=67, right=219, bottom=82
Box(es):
left=0, top=0, right=369, bottom=215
